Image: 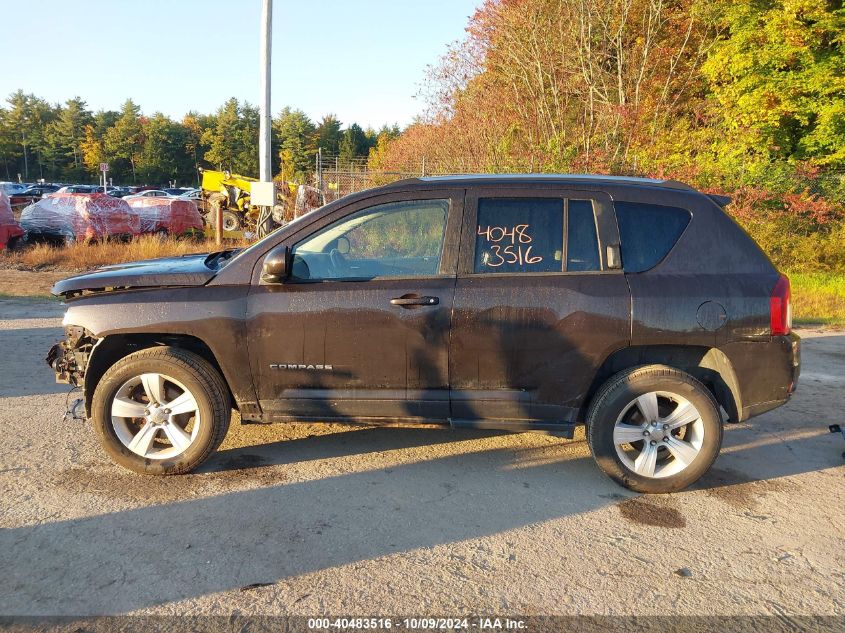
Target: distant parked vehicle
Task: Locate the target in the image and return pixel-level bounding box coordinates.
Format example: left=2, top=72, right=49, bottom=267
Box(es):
left=163, top=188, right=191, bottom=196
left=177, top=188, right=202, bottom=200
left=124, top=190, right=172, bottom=200
left=126, top=186, right=160, bottom=194
left=10, top=185, right=61, bottom=207
left=55, top=185, right=101, bottom=195
left=0, top=191, right=25, bottom=250
left=0, top=182, right=28, bottom=196
left=21, top=193, right=141, bottom=245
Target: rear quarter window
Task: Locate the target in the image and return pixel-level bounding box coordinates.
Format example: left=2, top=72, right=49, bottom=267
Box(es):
left=615, top=201, right=691, bottom=273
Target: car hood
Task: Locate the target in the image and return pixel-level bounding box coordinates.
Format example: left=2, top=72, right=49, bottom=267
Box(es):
left=52, top=253, right=217, bottom=297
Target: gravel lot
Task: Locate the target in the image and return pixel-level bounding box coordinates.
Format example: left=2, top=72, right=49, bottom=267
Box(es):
left=0, top=297, right=843, bottom=617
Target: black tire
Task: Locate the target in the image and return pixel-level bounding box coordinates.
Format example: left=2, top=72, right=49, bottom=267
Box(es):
left=221, top=211, right=241, bottom=232
left=207, top=209, right=241, bottom=232
left=586, top=365, right=722, bottom=493
left=91, top=347, right=231, bottom=475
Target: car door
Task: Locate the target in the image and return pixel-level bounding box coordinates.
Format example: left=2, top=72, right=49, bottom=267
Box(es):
left=246, top=189, right=464, bottom=421
left=449, top=186, right=631, bottom=425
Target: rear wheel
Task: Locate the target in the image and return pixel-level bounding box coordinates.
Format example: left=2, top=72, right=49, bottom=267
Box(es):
left=91, top=347, right=231, bottom=475
left=586, top=365, right=722, bottom=493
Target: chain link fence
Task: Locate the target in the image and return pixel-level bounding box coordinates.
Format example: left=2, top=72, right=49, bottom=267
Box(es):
left=313, top=154, right=512, bottom=200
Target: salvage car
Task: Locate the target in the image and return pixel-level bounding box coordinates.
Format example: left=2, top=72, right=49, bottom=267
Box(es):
left=0, top=191, right=24, bottom=250
left=21, top=192, right=141, bottom=244
left=126, top=196, right=203, bottom=236
left=48, top=175, right=800, bottom=492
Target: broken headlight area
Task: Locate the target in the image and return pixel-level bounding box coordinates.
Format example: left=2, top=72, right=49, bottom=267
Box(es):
left=47, top=325, right=97, bottom=386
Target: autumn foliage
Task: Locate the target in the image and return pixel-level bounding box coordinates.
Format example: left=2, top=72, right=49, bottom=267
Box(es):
left=373, top=0, right=845, bottom=272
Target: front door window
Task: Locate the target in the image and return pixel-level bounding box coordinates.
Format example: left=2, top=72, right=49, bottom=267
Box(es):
left=291, top=199, right=449, bottom=281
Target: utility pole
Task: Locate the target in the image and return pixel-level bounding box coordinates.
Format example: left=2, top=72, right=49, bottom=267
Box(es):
left=256, top=0, right=274, bottom=237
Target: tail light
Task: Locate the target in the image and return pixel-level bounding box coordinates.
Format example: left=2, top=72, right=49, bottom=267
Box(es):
left=770, top=274, right=791, bottom=336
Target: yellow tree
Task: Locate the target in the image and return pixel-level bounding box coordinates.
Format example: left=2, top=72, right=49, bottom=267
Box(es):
left=80, top=124, right=104, bottom=176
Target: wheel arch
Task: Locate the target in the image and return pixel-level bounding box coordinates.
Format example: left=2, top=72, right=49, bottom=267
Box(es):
left=84, top=333, right=235, bottom=417
left=582, top=345, right=742, bottom=423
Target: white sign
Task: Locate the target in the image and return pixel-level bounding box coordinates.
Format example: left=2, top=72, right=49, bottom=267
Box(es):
left=251, top=181, right=276, bottom=207
left=99, top=162, right=109, bottom=173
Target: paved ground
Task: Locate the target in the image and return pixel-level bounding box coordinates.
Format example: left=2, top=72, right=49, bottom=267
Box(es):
left=0, top=297, right=843, bottom=617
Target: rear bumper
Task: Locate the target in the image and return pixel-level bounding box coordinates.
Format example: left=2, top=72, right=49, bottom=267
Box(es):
left=734, top=332, right=800, bottom=421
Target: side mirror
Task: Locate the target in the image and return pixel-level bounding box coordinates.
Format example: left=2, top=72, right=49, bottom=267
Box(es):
left=261, top=244, right=290, bottom=284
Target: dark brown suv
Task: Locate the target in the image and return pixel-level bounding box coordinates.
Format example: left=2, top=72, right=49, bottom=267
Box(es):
left=48, top=175, right=800, bottom=492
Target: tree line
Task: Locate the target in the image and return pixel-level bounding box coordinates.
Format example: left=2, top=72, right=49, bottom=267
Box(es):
left=0, top=92, right=400, bottom=186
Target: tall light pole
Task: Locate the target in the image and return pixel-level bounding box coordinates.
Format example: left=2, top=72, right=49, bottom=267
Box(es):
left=257, top=0, right=274, bottom=237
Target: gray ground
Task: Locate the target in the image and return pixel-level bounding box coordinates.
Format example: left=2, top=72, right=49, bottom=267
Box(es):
left=0, top=297, right=843, bottom=617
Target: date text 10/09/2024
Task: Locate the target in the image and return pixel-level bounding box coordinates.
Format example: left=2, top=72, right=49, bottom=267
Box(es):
left=307, top=617, right=528, bottom=630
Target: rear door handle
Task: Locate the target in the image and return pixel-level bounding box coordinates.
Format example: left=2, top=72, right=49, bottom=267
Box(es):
left=390, top=295, right=439, bottom=307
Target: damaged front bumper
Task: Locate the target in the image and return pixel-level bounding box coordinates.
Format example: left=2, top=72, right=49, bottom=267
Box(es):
left=46, top=325, right=96, bottom=386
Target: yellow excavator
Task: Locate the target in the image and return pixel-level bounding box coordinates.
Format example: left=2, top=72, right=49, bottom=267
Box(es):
left=199, top=168, right=326, bottom=238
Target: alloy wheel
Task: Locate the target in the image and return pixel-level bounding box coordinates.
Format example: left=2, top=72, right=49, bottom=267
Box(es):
left=613, top=391, right=704, bottom=479
left=110, top=372, right=201, bottom=460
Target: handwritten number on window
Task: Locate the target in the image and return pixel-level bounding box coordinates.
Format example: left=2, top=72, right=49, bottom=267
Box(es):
left=477, top=224, right=543, bottom=268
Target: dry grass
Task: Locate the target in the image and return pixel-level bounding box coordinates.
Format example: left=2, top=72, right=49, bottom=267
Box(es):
left=0, top=235, right=250, bottom=272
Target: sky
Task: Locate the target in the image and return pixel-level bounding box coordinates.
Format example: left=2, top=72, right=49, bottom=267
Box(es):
left=0, top=0, right=479, bottom=130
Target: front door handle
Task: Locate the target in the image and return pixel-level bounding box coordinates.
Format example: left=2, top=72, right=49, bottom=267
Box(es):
left=390, top=295, right=439, bottom=307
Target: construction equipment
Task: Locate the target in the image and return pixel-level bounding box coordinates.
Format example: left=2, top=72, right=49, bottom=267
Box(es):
left=199, top=168, right=325, bottom=239
left=200, top=169, right=271, bottom=236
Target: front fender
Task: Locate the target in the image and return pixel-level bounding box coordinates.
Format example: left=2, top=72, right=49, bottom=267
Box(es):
left=61, top=285, right=256, bottom=414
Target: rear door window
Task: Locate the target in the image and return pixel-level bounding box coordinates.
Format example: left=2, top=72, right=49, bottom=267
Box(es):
left=472, top=197, right=605, bottom=274
left=474, top=198, right=563, bottom=273
left=614, top=201, right=691, bottom=272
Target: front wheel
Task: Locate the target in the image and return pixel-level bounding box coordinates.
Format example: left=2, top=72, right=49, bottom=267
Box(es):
left=91, top=347, right=231, bottom=475
left=586, top=365, right=722, bottom=493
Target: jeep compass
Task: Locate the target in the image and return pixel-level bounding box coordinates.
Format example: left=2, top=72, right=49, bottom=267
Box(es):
left=48, top=175, right=800, bottom=493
